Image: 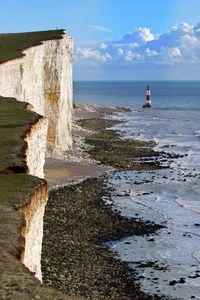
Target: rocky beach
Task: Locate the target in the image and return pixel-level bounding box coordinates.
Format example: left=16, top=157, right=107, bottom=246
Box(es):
left=42, top=103, right=173, bottom=299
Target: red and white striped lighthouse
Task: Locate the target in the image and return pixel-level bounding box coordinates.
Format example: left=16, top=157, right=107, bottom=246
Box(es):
left=143, top=85, right=152, bottom=108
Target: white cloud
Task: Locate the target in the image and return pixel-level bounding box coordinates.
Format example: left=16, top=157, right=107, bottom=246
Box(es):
left=129, top=42, right=140, bottom=48
left=163, top=47, right=182, bottom=58
left=172, top=22, right=193, bottom=33
left=104, top=53, right=112, bottom=59
left=124, top=50, right=143, bottom=62
left=117, top=48, right=124, bottom=55
left=194, top=22, right=200, bottom=38
left=74, top=22, right=200, bottom=66
left=89, top=25, right=112, bottom=33
left=99, top=43, right=108, bottom=49
left=125, top=50, right=133, bottom=61
left=118, top=27, right=155, bottom=45
left=75, top=47, right=112, bottom=63
left=169, top=47, right=182, bottom=57
left=179, top=34, right=200, bottom=62
left=145, top=48, right=158, bottom=57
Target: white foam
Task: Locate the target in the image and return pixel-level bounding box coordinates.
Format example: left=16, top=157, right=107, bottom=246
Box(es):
left=193, top=251, right=200, bottom=263
left=194, top=130, right=200, bottom=136
left=105, top=102, right=200, bottom=299
left=176, top=198, right=200, bottom=214
left=152, top=137, right=159, bottom=144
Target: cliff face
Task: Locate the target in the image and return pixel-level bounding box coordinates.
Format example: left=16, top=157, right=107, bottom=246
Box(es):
left=17, top=180, right=48, bottom=281
left=0, top=31, right=76, bottom=298
left=24, top=116, right=48, bottom=178
left=0, top=175, right=83, bottom=300
left=0, top=97, right=50, bottom=282
left=21, top=119, right=49, bottom=281
left=0, top=33, right=73, bottom=157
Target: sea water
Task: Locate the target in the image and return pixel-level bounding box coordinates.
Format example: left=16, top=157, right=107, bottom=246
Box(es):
left=74, top=81, right=200, bottom=299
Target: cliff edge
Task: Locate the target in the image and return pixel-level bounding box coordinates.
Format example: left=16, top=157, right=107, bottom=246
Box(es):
left=0, top=31, right=83, bottom=299
left=0, top=98, right=83, bottom=299
left=0, top=30, right=73, bottom=158
left=0, top=174, right=83, bottom=300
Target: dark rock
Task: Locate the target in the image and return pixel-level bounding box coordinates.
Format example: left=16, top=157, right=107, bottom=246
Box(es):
left=169, top=280, right=177, bottom=286
left=179, top=278, right=185, bottom=284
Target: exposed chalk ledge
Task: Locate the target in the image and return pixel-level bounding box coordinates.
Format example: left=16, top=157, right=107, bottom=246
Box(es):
left=16, top=178, right=48, bottom=282
left=24, top=115, right=48, bottom=179
left=19, top=112, right=49, bottom=282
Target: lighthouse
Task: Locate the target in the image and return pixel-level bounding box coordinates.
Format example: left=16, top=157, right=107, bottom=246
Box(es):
left=143, top=85, right=152, bottom=108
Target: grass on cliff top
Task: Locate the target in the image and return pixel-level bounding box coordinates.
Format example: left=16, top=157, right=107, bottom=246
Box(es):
left=0, top=29, right=64, bottom=63
left=0, top=97, right=38, bottom=170
left=0, top=174, right=84, bottom=300
left=0, top=174, right=42, bottom=255
left=0, top=174, right=41, bottom=205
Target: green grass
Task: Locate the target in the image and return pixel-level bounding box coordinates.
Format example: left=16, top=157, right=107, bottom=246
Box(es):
left=0, top=29, right=84, bottom=300
left=0, top=112, right=83, bottom=300
left=0, top=174, right=43, bottom=256
left=0, top=29, right=64, bottom=63
left=0, top=174, right=40, bottom=205
left=0, top=180, right=83, bottom=300
left=0, top=97, right=39, bottom=170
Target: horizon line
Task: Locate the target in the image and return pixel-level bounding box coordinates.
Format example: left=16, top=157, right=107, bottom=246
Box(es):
left=73, top=79, right=200, bottom=82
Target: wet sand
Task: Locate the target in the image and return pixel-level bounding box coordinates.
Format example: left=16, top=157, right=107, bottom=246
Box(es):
left=44, top=103, right=127, bottom=188
left=44, top=158, right=113, bottom=188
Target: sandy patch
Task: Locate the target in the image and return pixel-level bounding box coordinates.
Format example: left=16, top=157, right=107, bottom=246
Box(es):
left=44, top=158, right=113, bottom=188
left=44, top=103, right=117, bottom=188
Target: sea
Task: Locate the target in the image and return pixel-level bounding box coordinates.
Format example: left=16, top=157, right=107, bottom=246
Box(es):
left=74, top=81, right=200, bottom=300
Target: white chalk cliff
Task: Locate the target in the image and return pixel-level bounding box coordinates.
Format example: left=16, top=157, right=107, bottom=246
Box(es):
left=17, top=180, right=48, bottom=281
left=24, top=116, right=48, bottom=178
left=0, top=32, right=73, bottom=158
left=0, top=30, right=73, bottom=285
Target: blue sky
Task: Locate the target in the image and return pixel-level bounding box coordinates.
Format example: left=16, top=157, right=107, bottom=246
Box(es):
left=1, top=0, right=200, bottom=80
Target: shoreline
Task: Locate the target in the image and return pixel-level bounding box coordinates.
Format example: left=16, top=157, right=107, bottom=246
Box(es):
left=44, top=103, right=119, bottom=188
left=42, top=103, right=168, bottom=299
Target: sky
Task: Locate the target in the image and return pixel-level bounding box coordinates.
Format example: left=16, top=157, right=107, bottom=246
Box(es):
left=0, top=0, right=200, bottom=80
